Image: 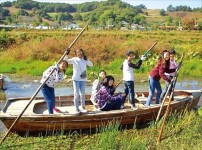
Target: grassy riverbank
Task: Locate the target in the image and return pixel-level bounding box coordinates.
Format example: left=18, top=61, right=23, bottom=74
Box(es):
left=0, top=110, right=201, bottom=149
left=0, top=30, right=201, bottom=79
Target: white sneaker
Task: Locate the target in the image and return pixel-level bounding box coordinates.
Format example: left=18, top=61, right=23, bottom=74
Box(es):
left=80, top=107, right=88, bottom=113
left=120, top=105, right=124, bottom=109
left=75, top=110, right=82, bottom=115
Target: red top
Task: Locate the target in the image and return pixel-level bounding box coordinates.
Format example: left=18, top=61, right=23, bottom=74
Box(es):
left=149, top=64, right=176, bottom=82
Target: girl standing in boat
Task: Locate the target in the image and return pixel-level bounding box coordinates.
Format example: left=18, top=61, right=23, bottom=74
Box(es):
left=64, top=48, right=93, bottom=114
left=145, top=50, right=176, bottom=106
left=97, top=75, right=126, bottom=111
left=160, top=49, right=178, bottom=101
left=40, top=60, right=68, bottom=114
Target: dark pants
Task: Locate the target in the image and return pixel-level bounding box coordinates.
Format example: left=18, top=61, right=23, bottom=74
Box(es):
left=122, top=81, right=135, bottom=105
left=41, top=84, right=55, bottom=114
left=101, top=98, right=123, bottom=111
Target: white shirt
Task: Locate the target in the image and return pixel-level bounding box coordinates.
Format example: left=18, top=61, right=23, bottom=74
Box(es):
left=123, top=59, right=134, bottom=81
left=40, top=65, right=64, bottom=87
left=64, top=56, right=93, bottom=81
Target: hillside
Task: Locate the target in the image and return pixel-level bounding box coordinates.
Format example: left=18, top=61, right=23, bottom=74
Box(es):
left=142, top=9, right=202, bottom=25
left=0, top=0, right=202, bottom=30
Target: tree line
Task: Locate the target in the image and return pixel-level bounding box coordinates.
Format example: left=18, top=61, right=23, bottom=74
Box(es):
left=0, top=0, right=202, bottom=29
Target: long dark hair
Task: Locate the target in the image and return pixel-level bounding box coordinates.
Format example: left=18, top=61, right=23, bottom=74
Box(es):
left=155, top=50, right=170, bottom=68
left=75, top=48, right=85, bottom=56
left=102, top=75, right=114, bottom=88
left=59, top=60, right=68, bottom=73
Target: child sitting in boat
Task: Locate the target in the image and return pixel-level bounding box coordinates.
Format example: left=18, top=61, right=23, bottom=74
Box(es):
left=96, top=75, right=126, bottom=111
left=40, top=60, right=68, bottom=114
left=90, top=70, right=107, bottom=105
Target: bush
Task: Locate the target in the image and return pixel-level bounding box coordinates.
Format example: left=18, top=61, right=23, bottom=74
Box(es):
left=0, top=29, right=15, bottom=50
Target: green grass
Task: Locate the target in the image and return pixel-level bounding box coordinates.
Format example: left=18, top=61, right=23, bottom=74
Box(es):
left=0, top=110, right=201, bottom=149
left=0, top=60, right=54, bottom=76
left=0, top=57, right=201, bottom=80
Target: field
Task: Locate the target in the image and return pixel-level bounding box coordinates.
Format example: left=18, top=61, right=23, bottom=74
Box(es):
left=0, top=29, right=201, bottom=80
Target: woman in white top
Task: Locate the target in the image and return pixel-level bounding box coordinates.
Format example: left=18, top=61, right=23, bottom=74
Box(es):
left=65, top=48, right=93, bottom=114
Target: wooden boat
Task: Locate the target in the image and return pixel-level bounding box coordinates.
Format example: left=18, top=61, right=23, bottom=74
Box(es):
left=0, top=90, right=201, bottom=134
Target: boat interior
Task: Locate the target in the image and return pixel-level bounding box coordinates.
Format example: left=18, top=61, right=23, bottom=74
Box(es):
left=0, top=91, right=193, bottom=116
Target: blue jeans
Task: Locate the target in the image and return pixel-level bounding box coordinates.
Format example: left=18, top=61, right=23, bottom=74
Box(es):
left=41, top=84, right=55, bottom=114
left=73, top=80, right=86, bottom=111
left=122, top=81, right=135, bottom=105
left=101, top=98, right=123, bottom=111
left=145, top=76, right=162, bottom=106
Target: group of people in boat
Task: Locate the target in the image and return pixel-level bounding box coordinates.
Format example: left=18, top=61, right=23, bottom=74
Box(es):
left=40, top=48, right=178, bottom=114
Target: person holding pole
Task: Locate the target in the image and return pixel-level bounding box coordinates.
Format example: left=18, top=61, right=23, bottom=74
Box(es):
left=120, top=50, right=146, bottom=109
left=0, top=23, right=89, bottom=145
left=160, top=49, right=178, bottom=101
left=40, top=60, right=68, bottom=114
left=145, top=50, right=176, bottom=107
left=64, top=48, right=93, bottom=114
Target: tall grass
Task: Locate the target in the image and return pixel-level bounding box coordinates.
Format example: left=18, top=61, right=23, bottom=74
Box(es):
left=0, top=30, right=201, bottom=79
left=0, top=110, right=201, bottom=149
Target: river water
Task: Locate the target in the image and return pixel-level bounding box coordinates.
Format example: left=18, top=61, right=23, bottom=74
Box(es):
left=0, top=75, right=201, bottom=132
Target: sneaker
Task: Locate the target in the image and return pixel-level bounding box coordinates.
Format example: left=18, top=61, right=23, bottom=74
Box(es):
left=75, top=110, right=82, bottom=115
left=80, top=107, right=88, bottom=113
left=143, top=104, right=150, bottom=108
left=120, top=105, right=124, bottom=109
left=53, top=107, right=61, bottom=113
left=130, top=104, right=136, bottom=109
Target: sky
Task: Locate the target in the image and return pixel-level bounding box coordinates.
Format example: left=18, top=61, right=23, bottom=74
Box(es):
left=1, top=0, right=202, bottom=10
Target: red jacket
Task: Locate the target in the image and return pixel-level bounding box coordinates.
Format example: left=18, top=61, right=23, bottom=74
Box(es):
left=149, top=64, right=176, bottom=82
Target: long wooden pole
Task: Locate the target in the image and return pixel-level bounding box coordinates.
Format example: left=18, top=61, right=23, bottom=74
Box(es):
left=115, top=78, right=123, bottom=88
left=143, top=41, right=158, bottom=57
left=0, top=23, right=89, bottom=145
left=156, top=53, right=184, bottom=144
left=155, top=53, right=184, bottom=124
left=155, top=83, right=172, bottom=123
left=156, top=88, right=175, bottom=144
left=116, top=41, right=158, bottom=89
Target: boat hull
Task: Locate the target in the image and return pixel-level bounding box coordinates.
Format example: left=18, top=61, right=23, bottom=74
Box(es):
left=0, top=90, right=201, bottom=133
